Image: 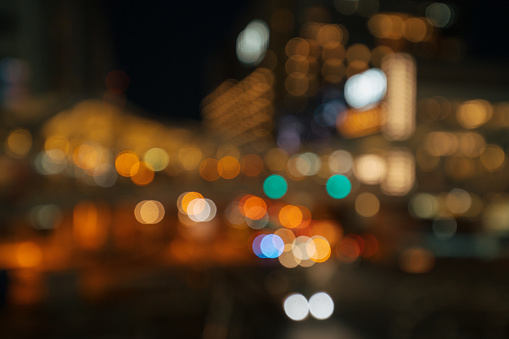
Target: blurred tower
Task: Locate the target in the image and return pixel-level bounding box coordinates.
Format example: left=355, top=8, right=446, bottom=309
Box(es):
left=381, top=53, right=416, bottom=141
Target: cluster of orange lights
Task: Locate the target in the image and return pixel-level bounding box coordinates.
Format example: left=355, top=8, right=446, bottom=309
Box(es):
left=232, top=194, right=313, bottom=230
left=239, top=195, right=267, bottom=220
left=115, top=150, right=155, bottom=186
left=368, top=13, right=433, bottom=43
left=249, top=219, right=379, bottom=268
left=282, top=20, right=397, bottom=99
left=201, top=68, right=274, bottom=146
left=225, top=193, right=380, bottom=267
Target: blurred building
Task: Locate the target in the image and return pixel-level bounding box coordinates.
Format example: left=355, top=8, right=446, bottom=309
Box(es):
left=200, top=0, right=509, bottom=242
left=0, top=1, right=509, bottom=338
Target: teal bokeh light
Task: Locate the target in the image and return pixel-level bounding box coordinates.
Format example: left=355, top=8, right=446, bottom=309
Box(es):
left=326, top=174, right=351, bottom=199
left=263, top=174, right=288, bottom=199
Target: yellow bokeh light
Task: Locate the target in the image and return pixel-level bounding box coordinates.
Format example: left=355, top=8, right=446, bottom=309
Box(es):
left=285, top=37, right=309, bottom=57
left=355, top=192, right=380, bottom=217
left=445, top=189, right=471, bottom=215
left=115, top=151, right=140, bottom=177
left=308, top=236, right=331, bottom=263
left=403, top=17, right=431, bottom=42
left=6, top=129, right=32, bottom=158
left=422, top=131, right=486, bottom=158
left=218, top=156, right=241, bottom=179
left=387, top=15, right=405, bottom=39
left=199, top=158, right=220, bottom=181
left=316, top=24, right=343, bottom=48
left=279, top=205, right=303, bottom=228
left=456, top=99, right=493, bottom=129
left=480, top=145, right=505, bottom=171
left=368, top=14, right=393, bottom=39
left=134, top=200, right=165, bottom=224
left=144, top=147, right=169, bottom=171
left=130, top=161, right=155, bottom=186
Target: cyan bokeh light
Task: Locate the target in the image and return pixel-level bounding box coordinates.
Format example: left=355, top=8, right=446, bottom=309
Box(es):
left=263, top=174, right=288, bottom=199
left=326, top=174, right=351, bottom=199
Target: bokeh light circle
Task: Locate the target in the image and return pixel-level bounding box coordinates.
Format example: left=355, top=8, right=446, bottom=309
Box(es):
left=243, top=196, right=268, bottom=220
left=252, top=234, right=267, bottom=258
left=326, top=174, right=351, bottom=199
left=309, top=292, right=334, bottom=320
left=260, top=234, right=285, bottom=258
left=283, top=294, right=309, bottom=321
left=263, top=174, right=288, bottom=199
left=308, top=236, right=331, bottom=262
left=177, top=192, right=204, bottom=214
left=134, top=200, right=165, bottom=224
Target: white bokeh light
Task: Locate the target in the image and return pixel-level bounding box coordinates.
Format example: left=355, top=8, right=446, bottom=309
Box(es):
left=426, top=3, right=453, bottom=28
left=344, top=68, right=387, bottom=109
left=236, top=20, right=270, bottom=65
left=354, top=154, right=387, bottom=184
left=283, top=294, right=309, bottom=321
left=188, top=198, right=217, bottom=222
left=309, top=292, right=334, bottom=320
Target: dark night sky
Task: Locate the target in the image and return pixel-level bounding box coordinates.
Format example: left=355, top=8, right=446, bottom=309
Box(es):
left=103, top=1, right=509, bottom=121
left=104, top=0, right=251, bottom=121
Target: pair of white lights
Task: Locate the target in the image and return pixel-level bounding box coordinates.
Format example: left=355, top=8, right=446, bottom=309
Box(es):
left=283, top=292, right=334, bottom=321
